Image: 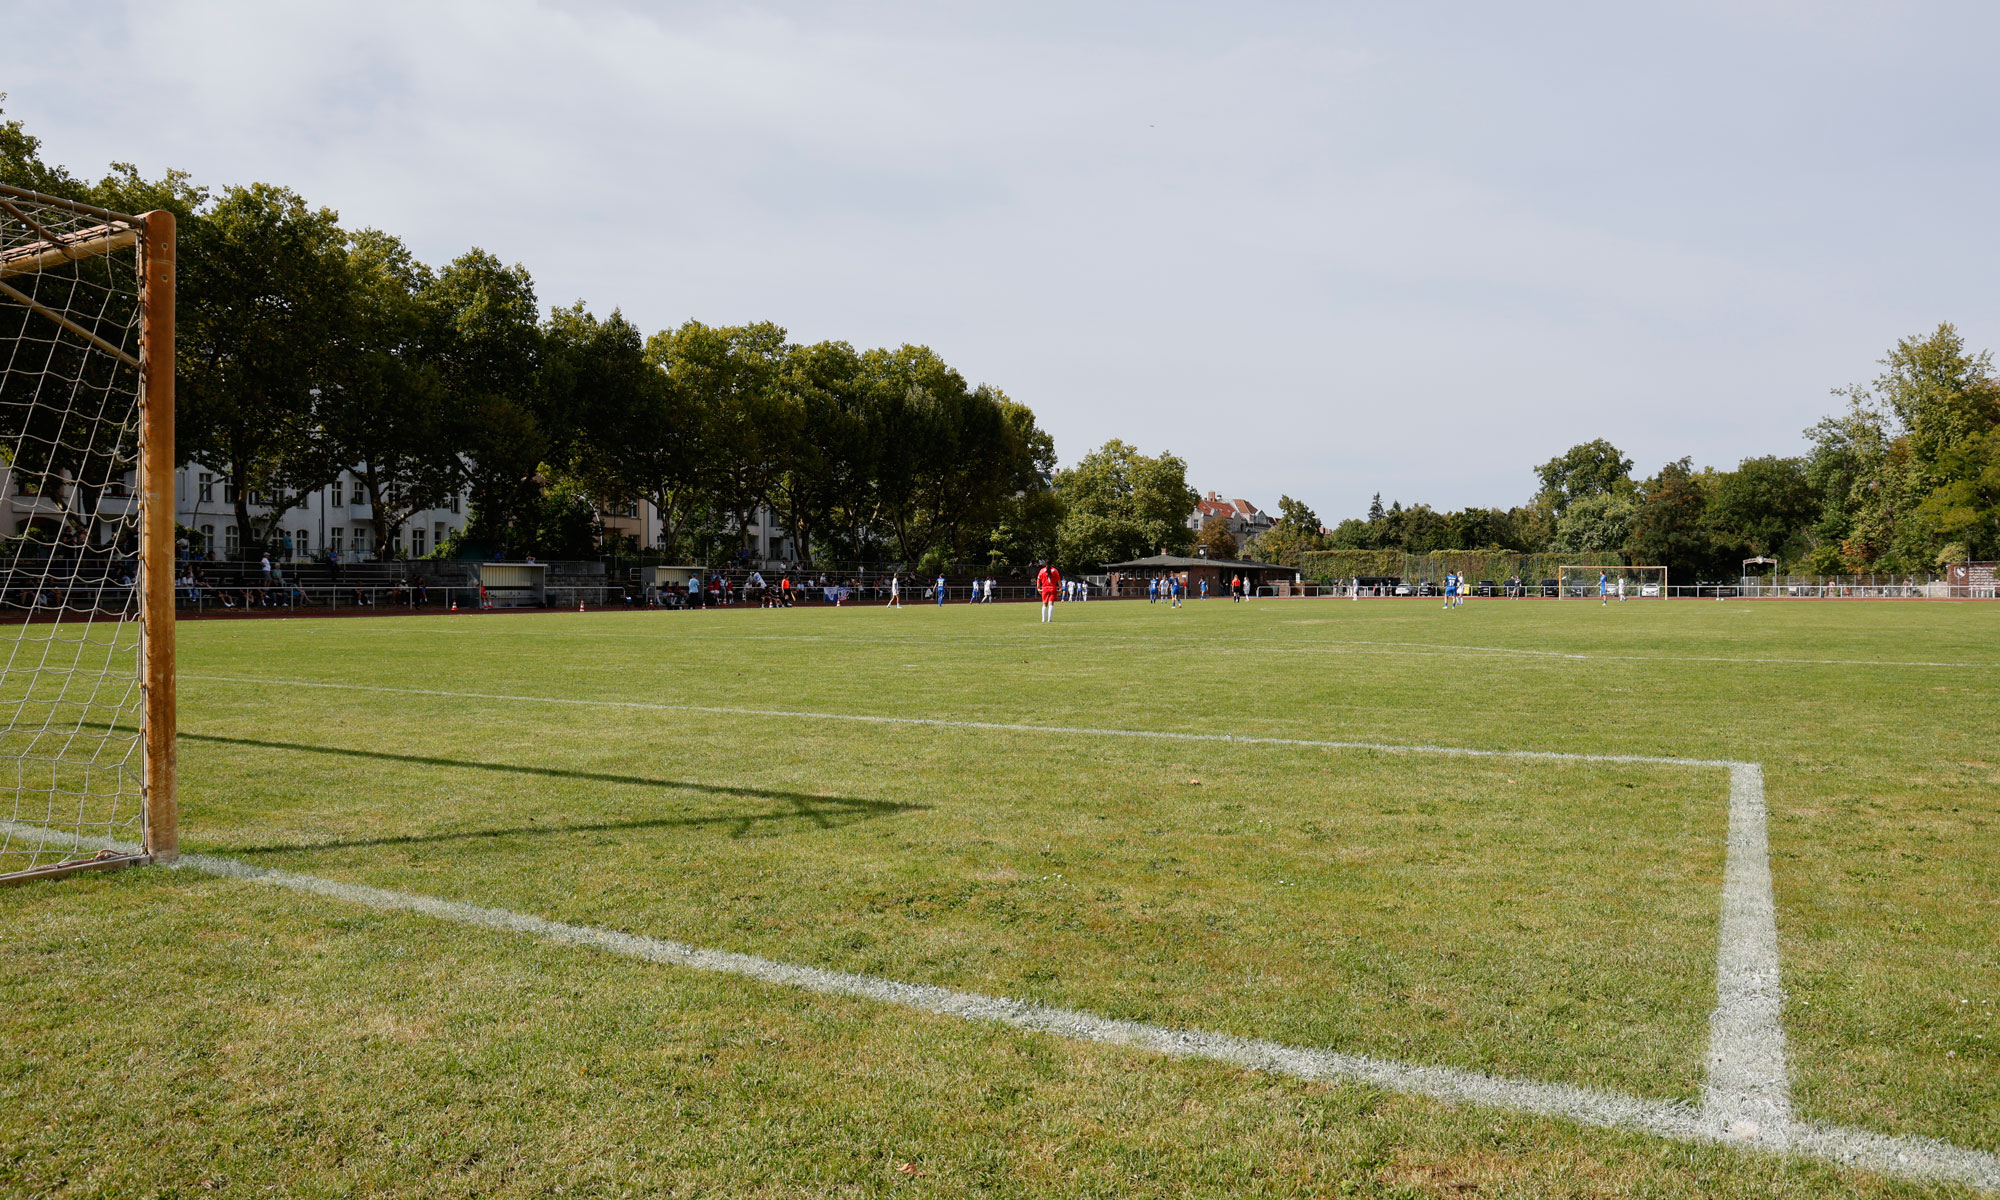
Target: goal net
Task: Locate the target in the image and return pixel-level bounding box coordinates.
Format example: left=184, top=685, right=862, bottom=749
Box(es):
left=0, top=184, right=175, bottom=883
left=1556, top=564, right=1668, bottom=599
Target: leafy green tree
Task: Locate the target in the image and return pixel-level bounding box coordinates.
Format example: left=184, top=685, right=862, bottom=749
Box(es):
left=1053, top=440, right=1196, bottom=567
left=1244, top=494, right=1326, bottom=565
left=327, top=229, right=471, bottom=558
left=1535, top=439, right=1634, bottom=515
left=1623, top=457, right=1714, bottom=580
left=1871, top=324, right=2000, bottom=479
left=981, top=394, right=1061, bottom=566
left=1706, top=456, right=1815, bottom=562
left=425, top=249, right=546, bottom=555
left=1193, top=517, right=1240, bottom=559
left=1912, top=427, right=2000, bottom=561
left=1551, top=491, right=1636, bottom=556
left=654, top=320, right=793, bottom=561
left=1804, top=325, right=2000, bottom=570
left=1327, top=517, right=1372, bottom=549
left=768, top=340, right=867, bottom=563
left=178, top=184, right=352, bottom=557
left=552, top=303, right=715, bottom=560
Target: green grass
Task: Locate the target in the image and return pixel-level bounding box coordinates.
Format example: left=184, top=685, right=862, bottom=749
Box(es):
left=4, top=597, right=1997, bottom=1197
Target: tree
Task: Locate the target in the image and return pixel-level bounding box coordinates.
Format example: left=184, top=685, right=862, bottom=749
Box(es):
left=767, top=340, right=868, bottom=564
left=430, top=250, right=545, bottom=556
left=1911, top=427, right=2000, bottom=562
left=326, top=229, right=471, bottom=558
left=1536, top=439, right=1634, bottom=515
left=1193, top=517, right=1240, bottom=559
left=1871, top=324, right=2000, bottom=479
left=1551, top=491, right=1636, bottom=556
left=1706, top=456, right=1815, bottom=562
left=1803, top=326, right=2000, bottom=571
left=981, top=394, right=1061, bottom=566
left=1624, top=457, right=1714, bottom=580
left=1053, top=440, right=1196, bottom=567
left=1244, top=494, right=1326, bottom=565
left=178, top=184, right=352, bottom=557
left=655, top=320, right=793, bottom=561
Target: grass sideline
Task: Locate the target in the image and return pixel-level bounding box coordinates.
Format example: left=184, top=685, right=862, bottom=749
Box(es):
left=4, top=597, right=1997, bottom=1197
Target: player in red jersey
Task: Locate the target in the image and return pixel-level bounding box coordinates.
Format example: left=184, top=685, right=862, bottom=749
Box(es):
left=1037, top=562, right=1060, bottom=623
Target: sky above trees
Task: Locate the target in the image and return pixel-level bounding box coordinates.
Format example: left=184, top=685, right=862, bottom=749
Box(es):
left=6, top=2, right=1998, bottom=518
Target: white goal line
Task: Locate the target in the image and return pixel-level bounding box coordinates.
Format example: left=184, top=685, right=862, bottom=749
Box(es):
left=8, top=820, right=1995, bottom=1193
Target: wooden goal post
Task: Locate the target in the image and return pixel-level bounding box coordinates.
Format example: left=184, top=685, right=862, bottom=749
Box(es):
left=0, top=185, right=175, bottom=882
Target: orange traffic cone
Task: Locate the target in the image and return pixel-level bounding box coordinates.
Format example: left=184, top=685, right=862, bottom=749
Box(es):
left=578, top=599, right=586, bottom=612
left=450, top=600, right=457, bottom=612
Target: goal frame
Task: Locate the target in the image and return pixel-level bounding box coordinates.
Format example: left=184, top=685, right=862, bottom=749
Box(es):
left=0, top=185, right=176, bottom=883
left=1555, top=564, right=1668, bottom=599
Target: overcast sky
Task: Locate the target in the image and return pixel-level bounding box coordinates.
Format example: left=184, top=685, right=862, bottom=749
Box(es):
left=8, top=1, right=1998, bottom=518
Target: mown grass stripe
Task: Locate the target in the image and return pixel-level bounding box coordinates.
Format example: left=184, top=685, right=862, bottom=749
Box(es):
left=183, top=675, right=1741, bottom=768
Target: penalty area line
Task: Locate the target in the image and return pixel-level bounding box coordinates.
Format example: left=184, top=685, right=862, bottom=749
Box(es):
left=6, top=820, right=1994, bottom=1193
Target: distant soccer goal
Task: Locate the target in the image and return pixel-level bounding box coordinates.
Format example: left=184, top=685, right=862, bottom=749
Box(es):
left=1556, top=564, right=1667, bottom=599
left=0, top=184, right=175, bottom=883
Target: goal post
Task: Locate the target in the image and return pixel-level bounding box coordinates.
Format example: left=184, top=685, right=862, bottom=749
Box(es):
left=1556, top=564, right=1668, bottom=599
left=0, top=184, right=175, bottom=883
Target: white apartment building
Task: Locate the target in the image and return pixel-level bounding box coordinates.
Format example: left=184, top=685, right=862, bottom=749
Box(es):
left=0, top=463, right=141, bottom=548
left=177, top=463, right=470, bottom=561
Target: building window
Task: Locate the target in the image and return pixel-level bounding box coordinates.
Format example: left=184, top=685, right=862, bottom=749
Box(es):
left=223, top=525, right=240, bottom=557
left=296, top=528, right=310, bottom=555
left=352, top=526, right=369, bottom=556
left=434, top=521, right=446, bottom=549
left=392, top=528, right=405, bottom=556
left=198, top=473, right=213, bottom=503
left=222, top=480, right=236, bottom=504
left=449, top=491, right=461, bottom=515
left=199, top=523, right=214, bottom=553
left=411, top=526, right=427, bottom=557
left=329, top=482, right=344, bottom=507
left=350, top=480, right=365, bottom=507
left=328, top=526, right=343, bottom=554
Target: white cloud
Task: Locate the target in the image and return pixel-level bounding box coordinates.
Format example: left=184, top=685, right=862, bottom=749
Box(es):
left=7, top=0, right=1997, bottom=516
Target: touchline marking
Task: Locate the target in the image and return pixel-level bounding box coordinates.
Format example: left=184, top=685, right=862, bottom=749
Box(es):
left=9, top=822, right=1995, bottom=1192
left=1706, top=763, right=1792, bottom=1140
left=184, top=675, right=1737, bottom=768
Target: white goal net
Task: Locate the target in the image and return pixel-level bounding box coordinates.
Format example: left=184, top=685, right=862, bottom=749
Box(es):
left=1556, top=564, right=1668, bottom=599
left=0, top=184, right=174, bottom=883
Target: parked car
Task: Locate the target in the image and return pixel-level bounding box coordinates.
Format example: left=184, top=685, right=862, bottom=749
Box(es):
left=1477, top=579, right=1498, bottom=597
left=1538, top=578, right=1559, bottom=597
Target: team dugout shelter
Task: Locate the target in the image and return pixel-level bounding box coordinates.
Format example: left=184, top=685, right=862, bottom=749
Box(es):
left=1102, top=555, right=1297, bottom=598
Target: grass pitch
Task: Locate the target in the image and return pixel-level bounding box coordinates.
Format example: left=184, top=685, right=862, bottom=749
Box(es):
left=4, top=597, right=1997, bottom=1197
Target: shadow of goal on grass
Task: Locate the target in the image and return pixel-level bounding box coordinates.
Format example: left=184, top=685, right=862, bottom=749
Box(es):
left=183, top=732, right=927, bottom=853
